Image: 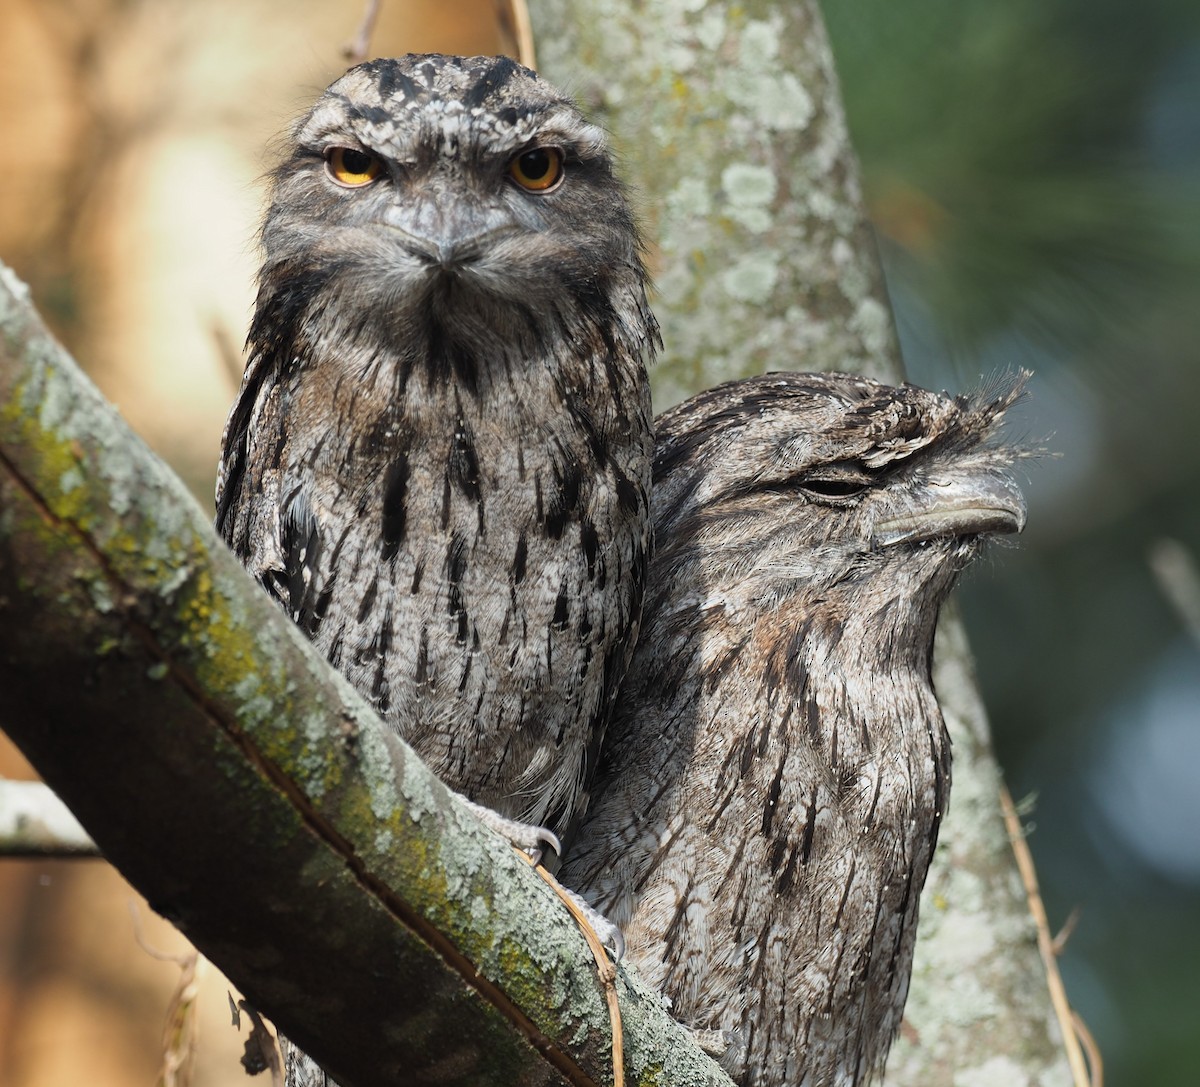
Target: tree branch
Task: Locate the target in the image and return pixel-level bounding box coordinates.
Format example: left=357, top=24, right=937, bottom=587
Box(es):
left=0, top=261, right=731, bottom=1087
left=529, top=2, right=1074, bottom=1082
left=0, top=778, right=98, bottom=856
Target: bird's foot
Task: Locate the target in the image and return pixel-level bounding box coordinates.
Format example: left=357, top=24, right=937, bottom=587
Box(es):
left=454, top=794, right=624, bottom=957
left=513, top=848, right=625, bottom=960
left=549, top=876, right=626, bottom=961
left=457, top=795, right=561, bottom=863
left=692, top=1027, right=745, bottom=1071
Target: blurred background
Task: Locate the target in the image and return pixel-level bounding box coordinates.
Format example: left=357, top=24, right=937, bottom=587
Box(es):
left=0, top=1, right=1195, bottom=1085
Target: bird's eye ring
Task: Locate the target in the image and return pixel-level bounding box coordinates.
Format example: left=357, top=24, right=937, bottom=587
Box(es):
left=326, top=146, right=383, bottom=187
left=508, top=147, right=564, bottom=192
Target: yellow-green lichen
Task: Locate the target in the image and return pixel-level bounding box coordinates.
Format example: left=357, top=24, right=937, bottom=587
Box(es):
left=2, top=396, right=93, bottom=528
left=636, top=1063, right=665, bottom=1087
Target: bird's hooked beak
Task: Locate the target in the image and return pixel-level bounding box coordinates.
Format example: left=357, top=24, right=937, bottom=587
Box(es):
left=382, top=194, right=517, bottom=271
left=871, top=467, right=1027, bottom=548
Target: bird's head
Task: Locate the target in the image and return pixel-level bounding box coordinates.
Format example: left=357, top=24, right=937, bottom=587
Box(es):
left=651, top=371, right=1029, bottom=657
left=252, top=54, right=652, bottom=374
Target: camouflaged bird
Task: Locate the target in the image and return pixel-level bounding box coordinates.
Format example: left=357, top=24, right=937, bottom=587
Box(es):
left=215, top=54, right=657, bottom=852
left=562, top=371, right=1028, bottom=1087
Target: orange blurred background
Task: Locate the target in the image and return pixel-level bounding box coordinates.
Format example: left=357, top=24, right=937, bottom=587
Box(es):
left=0, top=3, right=515, bottom=1084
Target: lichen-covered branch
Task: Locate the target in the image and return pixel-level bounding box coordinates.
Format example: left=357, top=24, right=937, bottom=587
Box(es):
left=529, top=2, right=1073, bottom=1083
left=0, top=262, right=731, bottom=1087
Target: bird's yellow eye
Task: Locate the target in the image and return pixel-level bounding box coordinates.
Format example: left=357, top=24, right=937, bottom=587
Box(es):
left=326, top=147, right=383, bottom=187
left=508, top=147, right=564, bottom=192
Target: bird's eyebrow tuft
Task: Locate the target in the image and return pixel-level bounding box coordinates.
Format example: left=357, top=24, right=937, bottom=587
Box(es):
left=352, top=104, right=394, bottom=127
left=374, top=61, right=420, bottom=102
left=460, top=55, right=523, bottom=109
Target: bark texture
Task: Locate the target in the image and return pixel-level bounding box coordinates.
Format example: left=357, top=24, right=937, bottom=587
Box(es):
left=531, top=0, right=899, bottom=408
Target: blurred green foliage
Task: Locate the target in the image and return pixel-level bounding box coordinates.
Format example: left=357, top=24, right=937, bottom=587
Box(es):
left=822, top=2, right=1200, bottom=1083
left=825, top=0, right=1200, bottom=345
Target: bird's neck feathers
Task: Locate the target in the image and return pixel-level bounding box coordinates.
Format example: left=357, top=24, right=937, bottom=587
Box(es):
left=248, top=255, right=656, bottom=413
left=746, top=600, right=952, bottom=822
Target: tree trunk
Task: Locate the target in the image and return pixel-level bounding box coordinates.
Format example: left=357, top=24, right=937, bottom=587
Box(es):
left=529, top=2, right=1075, bottom=1083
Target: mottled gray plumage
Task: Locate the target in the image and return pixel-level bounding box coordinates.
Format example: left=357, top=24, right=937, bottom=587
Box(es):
left=216, top=55, right=656, bottom=851
left=561, top=371, right=1027, bottom=1087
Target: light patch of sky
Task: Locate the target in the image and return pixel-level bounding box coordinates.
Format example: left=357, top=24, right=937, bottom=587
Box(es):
left=1089, top=639, right=1200, bottom=886
left=1143, top=40, right=1200, bottom=170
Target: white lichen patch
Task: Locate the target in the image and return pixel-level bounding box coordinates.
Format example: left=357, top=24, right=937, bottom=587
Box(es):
left=808, top=188, right=840, bottom=224
left=694, top=9, right=726, bottom=51
left=721, top=162, right=777, bottom=233
left=88, top=577, right=115, bottom=614
left=354, top=713, right=413, bottom=823
left=722, top=162, right=777, bottom=207
left=0, top=260, right=32, bottom=303
left=232, top=672, right=261, bottom=700
left=739, top=17, right=782, bottom=64
left=49, top=360, right=168, bottom=519
left=158, top=562, right=192, bottom=596
left=439, top=816, right=496, bottom=901
left=721, top=19, right=815, bottom=132
left=33, top=362, right=74, bottom=434
left=728, top=206, right=771, bottom=234
left=930, top=969, right=996, bottom=1029
left=666, top=176, right=713, bottom=223
left=850, top=297, right=895, bottom=358
left=290, top=743, right=328, bottom=796
left=230, top=673, right=276, bottom=730
left=59, top=465, right=84, bottom=494
left=469, top=893, right=491, bottom=928
left=726, top=70, right=814, bottom=133
left=954, top=1056, right=1031, bottom=1087
left=722, top=252, right=779, bottom=303
left=930, top=906, right=997, bottom=968
left=665, top=44, right=697, bottom=73
left=943, top=866, right=987, bottom=914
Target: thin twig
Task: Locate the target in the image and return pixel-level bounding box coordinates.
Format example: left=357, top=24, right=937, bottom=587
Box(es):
left=130, top=904, right=205, bottom=1087
left=343, top=0, right=382, bottom=65
left=999, top=784, right=1101, bottom=1087
left=496, top=0, right=538, bottom=70
left=210, top=318, right=245, bottom=395
left=517, top=849, right=624, bottom=1087
left=1148, top=537, right=1200, bottom=650
left=1072, top=1012, right=1104, bottom=1087
left=1051, top=907, right=1081, bottom=957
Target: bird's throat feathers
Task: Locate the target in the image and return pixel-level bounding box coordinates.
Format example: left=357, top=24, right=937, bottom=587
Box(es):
left=249, top=252, right=655, bottom=409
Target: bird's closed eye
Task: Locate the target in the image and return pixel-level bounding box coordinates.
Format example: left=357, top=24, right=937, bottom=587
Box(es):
left=746, top=465, right=872, bottom=506
left=800, top=477, right=870, bottom=500
left=784, top=463, right=875, bottom=504
left=325, top=146, right=383, bottom=187
left=508, top=147, right=564, bottom=192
